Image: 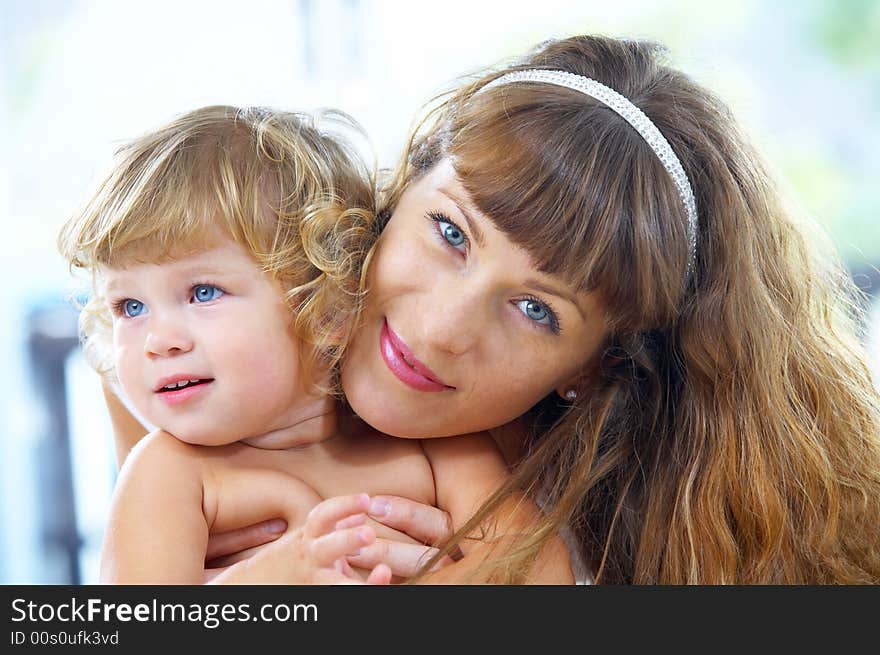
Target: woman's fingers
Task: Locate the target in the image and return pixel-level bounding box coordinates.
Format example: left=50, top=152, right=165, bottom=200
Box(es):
left=303, top=493, right=371, bottom=538
left=205, top=518, right=287, bottom=562
left=367, top=495, right=454, bottom=546
left=203, top=495, right=447, bottom=583
left=310, top=525, right=376, bottom=566
left=347, top=539, right=455, bottom=578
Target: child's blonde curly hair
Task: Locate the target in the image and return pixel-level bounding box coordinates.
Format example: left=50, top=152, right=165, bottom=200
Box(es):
left=58, top=105, right=376, bottom=394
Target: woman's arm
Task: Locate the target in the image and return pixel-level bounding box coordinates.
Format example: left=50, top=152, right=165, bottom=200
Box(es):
left=350, top=434, right=575, bottom=584
left=344, top=496, right=573, bottom=584
left=400, top=495, right=574, bottom=584
left=419, top=433, right=574, bottom=584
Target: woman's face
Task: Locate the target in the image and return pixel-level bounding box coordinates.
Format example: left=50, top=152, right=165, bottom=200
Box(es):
left=341, top=160, right=609, bottom=438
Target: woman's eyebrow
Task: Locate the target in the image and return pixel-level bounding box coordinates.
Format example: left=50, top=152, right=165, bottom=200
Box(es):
left=439, top=188, right=486, bottom=248
left=525, top=279, right=586, bottom=319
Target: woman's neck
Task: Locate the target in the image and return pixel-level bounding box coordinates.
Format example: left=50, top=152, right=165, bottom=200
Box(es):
left=489, top=418, right=530, bottom=467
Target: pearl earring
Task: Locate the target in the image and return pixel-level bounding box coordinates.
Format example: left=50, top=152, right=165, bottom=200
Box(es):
left=565, top=390, right=577, bottom=401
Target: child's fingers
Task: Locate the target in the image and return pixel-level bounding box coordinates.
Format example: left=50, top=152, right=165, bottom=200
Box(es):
left=303, top=493, right=371, bottom=538
left=334, top=513, right=367, bottom=531
left=365, top=564, right=392, bottom=585
left=310, top=525, right=376, bottom=565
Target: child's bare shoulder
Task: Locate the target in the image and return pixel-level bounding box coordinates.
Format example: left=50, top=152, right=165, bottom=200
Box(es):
left=308, top=427, right=435, bottom=505
left=421, top=431, right=507, bottom=472
left=126, top=429, right=254, bottom=474
left=122, top=429, right=207, bottom=481
left=120, top=430, right=254, bottom=525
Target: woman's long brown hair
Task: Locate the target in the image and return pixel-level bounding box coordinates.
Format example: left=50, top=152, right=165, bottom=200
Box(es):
left=387, top=35, right=880, bottom=583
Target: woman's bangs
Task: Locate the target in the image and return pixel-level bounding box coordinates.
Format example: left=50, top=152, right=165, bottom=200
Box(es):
left=448, top=89, right=637, bottom=296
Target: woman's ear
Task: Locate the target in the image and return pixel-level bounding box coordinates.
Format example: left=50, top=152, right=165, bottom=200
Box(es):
left=555, top=353, right=605, bottom=402
left=555, top=377, right=581, bottom=402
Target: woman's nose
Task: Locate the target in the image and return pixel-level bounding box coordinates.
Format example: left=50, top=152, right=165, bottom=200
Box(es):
left=420, top=280, right=486, bottom=356
left=144, top=316, right=194, bottom=358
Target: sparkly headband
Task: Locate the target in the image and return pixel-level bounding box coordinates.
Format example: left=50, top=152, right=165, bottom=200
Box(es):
left=481, top=69, right=698, bottom=278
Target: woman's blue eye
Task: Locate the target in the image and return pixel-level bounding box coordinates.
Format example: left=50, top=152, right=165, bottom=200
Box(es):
left=439, top=221, right=466, bottom=249
left=192, top=284, right=224, bottom=303
left=515, top=298, right=561, bottom=334
left=426, top=211, right=469, bottom=254
left=122, top=299, right=146, bottom=318
left=517, top=299, right=550, bottom=324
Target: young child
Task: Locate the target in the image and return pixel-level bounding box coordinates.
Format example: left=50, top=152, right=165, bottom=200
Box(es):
left=59, top=105, right=566, bottom=584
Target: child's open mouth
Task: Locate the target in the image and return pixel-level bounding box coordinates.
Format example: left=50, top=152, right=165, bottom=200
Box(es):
left=157, top=378, right=213, bottom=393
left=154, top=377, right=215, bottom=405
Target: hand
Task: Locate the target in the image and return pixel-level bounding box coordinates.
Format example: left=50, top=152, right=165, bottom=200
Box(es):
left=204, top=518, right=288, bottom=571
left=346, top=495, right=458, bottom=579
left=209, top=494, right=391, bottom=585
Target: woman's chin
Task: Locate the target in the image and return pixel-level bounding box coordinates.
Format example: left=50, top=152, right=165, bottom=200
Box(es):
left=353, top=407, right=432, bottom=439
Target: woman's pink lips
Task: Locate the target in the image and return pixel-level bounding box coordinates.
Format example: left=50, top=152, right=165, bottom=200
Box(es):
left=379, top=319, right=453, bottom=392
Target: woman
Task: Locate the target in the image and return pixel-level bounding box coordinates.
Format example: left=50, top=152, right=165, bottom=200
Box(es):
left=106, top=34, right=880, bottom=583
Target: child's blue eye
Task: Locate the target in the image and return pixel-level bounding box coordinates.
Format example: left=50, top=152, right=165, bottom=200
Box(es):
left=192, top=284, right=224, bottom=303
left=122, top=299, right=147, bottom=318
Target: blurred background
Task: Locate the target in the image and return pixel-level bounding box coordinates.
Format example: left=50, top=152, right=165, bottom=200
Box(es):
left=1, top=0, right=878, bottom=584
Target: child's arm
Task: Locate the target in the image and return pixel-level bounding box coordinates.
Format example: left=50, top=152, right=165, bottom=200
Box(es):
left=101, top=431, right=390, bottom=584
left=100, top=430, right=210, bottom=583
left=101, top=384, right=288, bottom=564
left=208, top=494, right=391, bottom=585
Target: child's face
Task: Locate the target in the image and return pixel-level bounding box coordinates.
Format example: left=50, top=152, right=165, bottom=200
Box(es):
left=104, top=238, right=322, bottom=446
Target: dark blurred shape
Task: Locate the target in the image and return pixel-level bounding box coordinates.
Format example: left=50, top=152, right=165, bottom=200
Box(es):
left=27, top=301, right=81, bottom=584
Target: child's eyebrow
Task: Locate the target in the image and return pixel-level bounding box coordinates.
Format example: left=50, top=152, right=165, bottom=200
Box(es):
left=103, top=276, right=127, bottom=293
left=175, top=265, right=231, bottom=278
left=102, top=264, right=236, bottom=293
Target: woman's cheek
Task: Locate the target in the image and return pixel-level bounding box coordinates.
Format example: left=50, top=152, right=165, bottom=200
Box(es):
left=488, top=345, right=559, bottom=412
left=371, top=236, right=432, bottom=296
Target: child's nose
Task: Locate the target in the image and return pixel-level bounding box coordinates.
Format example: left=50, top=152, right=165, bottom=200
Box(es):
left=144, top=318, right=194, bottom=358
